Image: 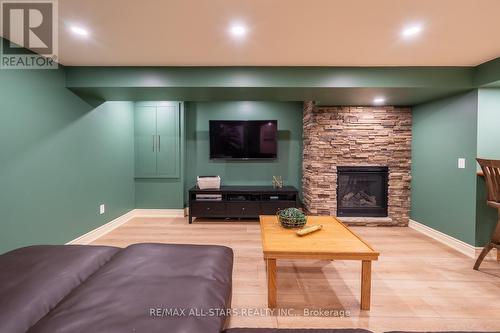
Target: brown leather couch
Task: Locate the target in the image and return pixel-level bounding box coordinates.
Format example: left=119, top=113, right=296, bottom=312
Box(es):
left=0, top=243, right=233, bottom=333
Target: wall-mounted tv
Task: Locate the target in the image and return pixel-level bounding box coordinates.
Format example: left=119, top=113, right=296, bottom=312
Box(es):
left=209, top=120, right=278, bottom=159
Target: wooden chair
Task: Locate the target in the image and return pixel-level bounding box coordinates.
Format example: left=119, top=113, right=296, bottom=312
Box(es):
left=474, top=158, right=500, bottom=270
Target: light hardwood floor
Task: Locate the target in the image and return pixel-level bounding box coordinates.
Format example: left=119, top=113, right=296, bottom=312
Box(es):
left=91, top=217, right=500, bottom=332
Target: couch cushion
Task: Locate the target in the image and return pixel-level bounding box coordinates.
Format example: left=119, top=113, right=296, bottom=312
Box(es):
left=29, top=243, right=234, bottom=333
left=0, top=245, right=120, bottom=333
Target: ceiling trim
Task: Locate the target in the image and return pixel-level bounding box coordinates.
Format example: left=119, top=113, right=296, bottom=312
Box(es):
left=474, top=58, right=500, bottom=87
left=65, top=65, right=482, bottom=105
left=66, top=66, right=475, bottom=89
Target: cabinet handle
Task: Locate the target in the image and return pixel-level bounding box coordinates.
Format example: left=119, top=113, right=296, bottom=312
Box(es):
left=158, top=135, right=161, bottom=152
left=242, top=207, right=245, bottom=211
left=152, top=135, right=155, bottom=152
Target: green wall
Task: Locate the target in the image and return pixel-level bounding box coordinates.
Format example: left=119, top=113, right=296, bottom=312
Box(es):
left=412, top=89, right=500, bottom=246
left=477, top=89, right=500, bottom=158
left=184, top=101, right=303, bottom=204
left=135, top=179, right=184, bottom=208
left=0, top=67, right=135, bottom=254
left=475, top=89, right=500, bottom=245
left=411, top=91, right=479, bottom=245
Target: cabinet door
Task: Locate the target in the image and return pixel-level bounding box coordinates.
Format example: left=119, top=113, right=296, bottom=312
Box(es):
left=134, top=106, right=157, bottom=177
left=156, top=104, right=180, bottom=178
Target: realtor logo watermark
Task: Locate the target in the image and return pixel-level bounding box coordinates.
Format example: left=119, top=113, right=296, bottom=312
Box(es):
left=1, top=0, right=58, bottom=69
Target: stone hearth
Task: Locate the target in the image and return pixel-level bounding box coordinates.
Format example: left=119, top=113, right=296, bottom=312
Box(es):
left=302, top=102, right=412, bottom=226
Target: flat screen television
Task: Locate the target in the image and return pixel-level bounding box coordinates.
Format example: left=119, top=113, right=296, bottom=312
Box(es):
left=209, top=120, right=278, bottom=159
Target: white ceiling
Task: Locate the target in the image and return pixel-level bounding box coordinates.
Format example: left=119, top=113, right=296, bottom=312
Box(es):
left=53, top=0, right=500, bottom=66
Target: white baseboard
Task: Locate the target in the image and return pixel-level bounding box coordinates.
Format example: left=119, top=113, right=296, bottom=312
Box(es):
left=133, top=209, right=185, bottom=218
left=409, top=219, right=498, bottom=259
left=409, top=219, right=478, bottom=258
left=66, top=210, right=136, bottom=245
left=66, top=209, right=186, bottom=245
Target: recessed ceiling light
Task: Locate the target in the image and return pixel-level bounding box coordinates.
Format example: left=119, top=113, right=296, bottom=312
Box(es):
left=373, top=97, right=386, bottom=105
left=70, top=26, right=89, bottom=37
left=401, top=24, right=423, bottom=38
left=229, top=23, right=247, bottom=38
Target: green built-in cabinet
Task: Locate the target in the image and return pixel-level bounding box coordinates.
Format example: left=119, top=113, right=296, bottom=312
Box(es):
left=134, top=102, right=182, bottom=179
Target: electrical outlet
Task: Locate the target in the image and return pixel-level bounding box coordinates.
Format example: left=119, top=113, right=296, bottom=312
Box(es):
left=458, top=158, right=466, bottom=169
left=99, top=204, right=105, bottom=215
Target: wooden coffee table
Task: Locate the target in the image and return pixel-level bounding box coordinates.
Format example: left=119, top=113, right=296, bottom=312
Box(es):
left=259, top=215, right=379, bottom=310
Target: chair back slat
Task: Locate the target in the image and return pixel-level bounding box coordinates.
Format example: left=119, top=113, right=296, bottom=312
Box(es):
left=477, top=158, right=500, bottom=203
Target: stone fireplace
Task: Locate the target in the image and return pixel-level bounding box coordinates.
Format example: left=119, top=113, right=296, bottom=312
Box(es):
left=337, top=166, right=389, bottom=217
left=302, top=102, right=411, bottom=226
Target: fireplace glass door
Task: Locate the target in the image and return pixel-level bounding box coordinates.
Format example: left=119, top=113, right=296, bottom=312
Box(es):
left=337, top=166, right=388, bottom=217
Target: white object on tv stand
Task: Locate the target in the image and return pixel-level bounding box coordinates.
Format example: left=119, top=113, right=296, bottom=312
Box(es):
left=197, top=176, right=221, bottom=190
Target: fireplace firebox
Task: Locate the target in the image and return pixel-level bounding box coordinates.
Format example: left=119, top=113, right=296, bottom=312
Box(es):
left=337, top=166, right=389, bottom=217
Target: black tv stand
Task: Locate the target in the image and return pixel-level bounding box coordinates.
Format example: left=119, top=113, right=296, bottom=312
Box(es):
left=188, top=185, right=300, bottom=224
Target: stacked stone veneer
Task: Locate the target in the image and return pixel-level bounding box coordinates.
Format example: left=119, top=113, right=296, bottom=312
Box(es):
left=302, top=101, right=412, bottom=226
